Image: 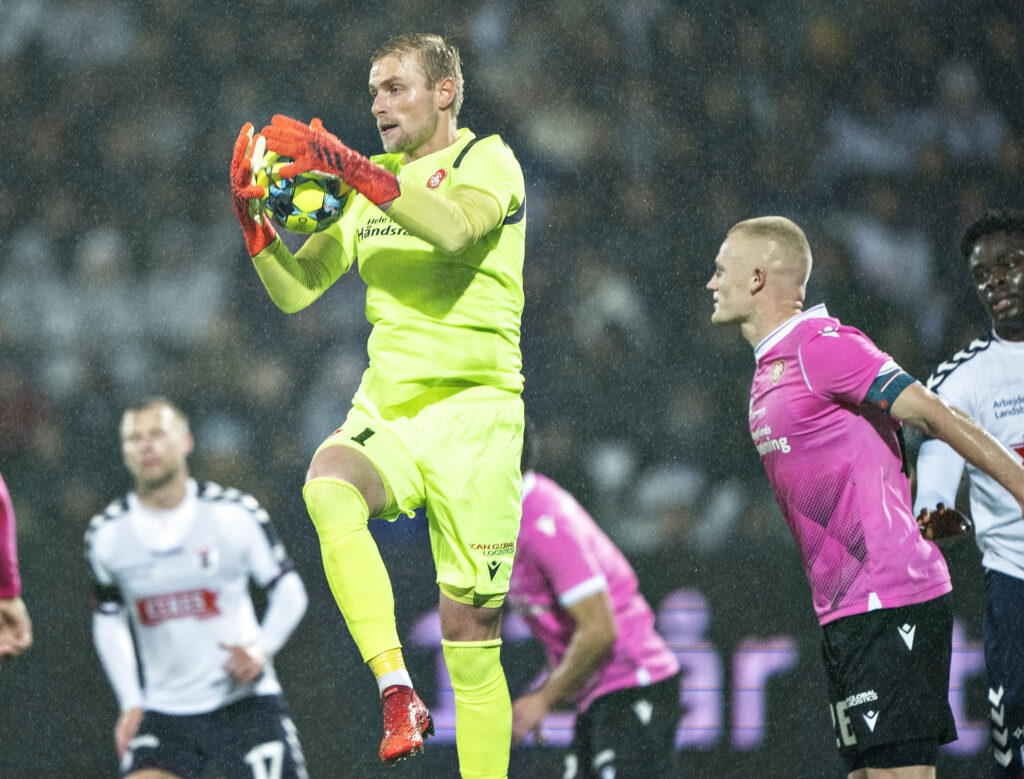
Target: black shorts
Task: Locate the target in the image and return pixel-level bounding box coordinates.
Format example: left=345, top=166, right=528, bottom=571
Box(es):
left=821, top=594, right=957, bottom=773
left=565, top=672, right=681, bottom=779
left=122, top=694, right=308, bottom=779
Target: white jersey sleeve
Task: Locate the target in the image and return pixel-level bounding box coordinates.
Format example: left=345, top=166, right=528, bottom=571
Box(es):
left=259, top=571, right=307, bottom=657
left=93, top=611, right=143, bottom=711
left=238, top=494, right=294, bottom=588
left=87, top=497, right=144, bottom=710
left=916, top=334, right=1024, bottom=580
left=914, top=438, right=966, bottom=513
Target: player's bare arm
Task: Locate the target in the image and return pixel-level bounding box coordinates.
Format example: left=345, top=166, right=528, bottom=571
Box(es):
left=511, top=590, right=617, bottom=745
left=891, top=382, right=1024, bottom=511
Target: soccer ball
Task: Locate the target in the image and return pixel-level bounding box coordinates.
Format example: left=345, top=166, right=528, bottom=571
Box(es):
left=256, top=151, right=350, bottom=234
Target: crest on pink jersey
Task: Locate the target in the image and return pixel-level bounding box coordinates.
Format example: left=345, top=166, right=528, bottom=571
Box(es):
left=771, top=359, right=786, bottom=384
left=427, top=169, right=447, bottom=188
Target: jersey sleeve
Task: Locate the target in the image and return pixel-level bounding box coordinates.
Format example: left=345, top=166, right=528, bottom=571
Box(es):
left=450, top=135, right=526, bottom=221
left=385, top=136, right=526, bottom=254
left=0, top=473, right=21, bottom=599
left=799, top=326, right=908, bottom=407
left=84, top=518, right=123, bottom=613
left=93, top=610, right=143, bottom=710
left=913, top=437, right=966, bottom=515
left=250, top=192, right=362, bottom=313
left=238, top=496, right=295, bottom=589
left=912, top=359, right=974, bottom=513
left=521, top=500, right=607, bottom=608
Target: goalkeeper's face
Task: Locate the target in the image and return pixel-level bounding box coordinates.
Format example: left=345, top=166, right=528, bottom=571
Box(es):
left=121, top=405, right=193, bottom=494
left=369, top=54, right=445, bottom=158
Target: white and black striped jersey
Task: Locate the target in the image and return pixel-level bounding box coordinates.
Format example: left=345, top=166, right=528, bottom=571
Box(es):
left=85, top=479, right=307, bottom=715
left=914, top=332, right=1024, bottom=580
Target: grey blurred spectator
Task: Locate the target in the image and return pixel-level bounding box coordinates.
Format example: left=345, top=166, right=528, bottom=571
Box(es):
left=825, top=76, right=920, bottom=177
left=915, top=61, right=1008, bottom=165
left=626, top=462, right=707, bottom=554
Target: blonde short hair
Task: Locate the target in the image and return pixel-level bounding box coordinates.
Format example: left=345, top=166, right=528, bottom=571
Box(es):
left=372, top=33, right=464, bottom=117
left=727, top=216, right=811, bottom=263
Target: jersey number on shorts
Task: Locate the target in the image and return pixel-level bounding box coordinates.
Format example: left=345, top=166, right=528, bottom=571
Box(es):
left=244, top=740, right=284, bottom=779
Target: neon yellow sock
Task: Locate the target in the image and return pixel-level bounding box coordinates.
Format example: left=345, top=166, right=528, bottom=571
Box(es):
left=304, top=477, right=400, bottom=661
left=442, top=639, right=510, bottom=779
left=368, top=647, right=407, bottom=678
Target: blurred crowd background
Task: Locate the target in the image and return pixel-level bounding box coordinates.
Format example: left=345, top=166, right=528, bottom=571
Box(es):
left=0, top=0, right=1021, bottom=775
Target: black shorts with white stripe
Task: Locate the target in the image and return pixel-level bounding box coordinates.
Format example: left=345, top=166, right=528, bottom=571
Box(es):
left=821, top=594, right=957, bottom=773
left=564, top=672, right=681, bottom=779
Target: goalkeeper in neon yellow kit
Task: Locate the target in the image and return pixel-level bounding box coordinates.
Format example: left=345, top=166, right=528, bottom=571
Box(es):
left=229, top=33, right=525, bottom=779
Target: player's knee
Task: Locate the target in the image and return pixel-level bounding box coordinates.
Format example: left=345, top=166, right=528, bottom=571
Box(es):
left=439, top=591, right=504, bottom=641
left=306, top=444, right=385, bottom=511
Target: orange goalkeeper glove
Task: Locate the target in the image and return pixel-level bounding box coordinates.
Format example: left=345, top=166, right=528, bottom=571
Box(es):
left=261, top=115, right=400, bottom=206
left=916, top=503, right=973, bottom=548
left=230, top=122, right=277, bottom=256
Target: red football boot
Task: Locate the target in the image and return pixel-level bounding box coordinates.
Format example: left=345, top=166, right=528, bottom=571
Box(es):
left=379, top=684, right=434, bottom=765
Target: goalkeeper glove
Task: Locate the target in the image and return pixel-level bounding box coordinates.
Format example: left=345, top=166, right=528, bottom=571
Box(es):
left=261, top=115, right=400, bottom=206
left=916, top=503, right=973, bottom=547
left=231, top=122, right=277, bottom=256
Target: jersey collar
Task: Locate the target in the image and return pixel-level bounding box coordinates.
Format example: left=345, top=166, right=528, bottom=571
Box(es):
left=754, top=303, right=830, bottom=362
left=991, top=329, right=1024, bottom=349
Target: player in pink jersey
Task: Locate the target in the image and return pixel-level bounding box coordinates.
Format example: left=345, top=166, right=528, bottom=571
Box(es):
left=707, top=216, right=1024, bottom=778
left=0, top=471, right=32, bottom=667
left=508, top=427, right=681, bottom=778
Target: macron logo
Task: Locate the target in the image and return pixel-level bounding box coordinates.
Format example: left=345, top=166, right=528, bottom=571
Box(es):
left=898, top=623, right=916, bottom=651
left=633, top=699, right=653, bottom=726
left=862, top=710, right=879, bottom=732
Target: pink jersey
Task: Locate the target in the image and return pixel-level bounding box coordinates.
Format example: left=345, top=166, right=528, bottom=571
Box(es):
left=750, top=305, right=950, bottom=625
left=0, top=472, right=21, bottom=599
left=508, top=471, right=679, bottom=713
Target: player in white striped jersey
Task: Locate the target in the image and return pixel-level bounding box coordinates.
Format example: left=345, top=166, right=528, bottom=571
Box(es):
left=914, top=208, right=1024, bottom=778
left=86, top=398, right=310, bottom=779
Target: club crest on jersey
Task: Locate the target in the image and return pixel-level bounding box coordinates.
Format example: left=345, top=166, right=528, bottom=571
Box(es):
left=771, top=359, right=786, bottom=384
left=427, top=169, right=447, bottom=188
left=194, top=546, right=219, bottom=574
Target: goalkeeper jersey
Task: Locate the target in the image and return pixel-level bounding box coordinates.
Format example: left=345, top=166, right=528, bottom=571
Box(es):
left=914, top=332, right=1024, bottom=581
left=313, top=128, right=526, bottom=406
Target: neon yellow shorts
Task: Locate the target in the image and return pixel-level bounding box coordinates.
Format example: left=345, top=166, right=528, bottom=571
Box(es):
left=316, top=384, right=524, bottom=607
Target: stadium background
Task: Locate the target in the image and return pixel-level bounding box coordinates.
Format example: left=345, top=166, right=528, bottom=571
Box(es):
left=1, top=0, right=1021, bottom=776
